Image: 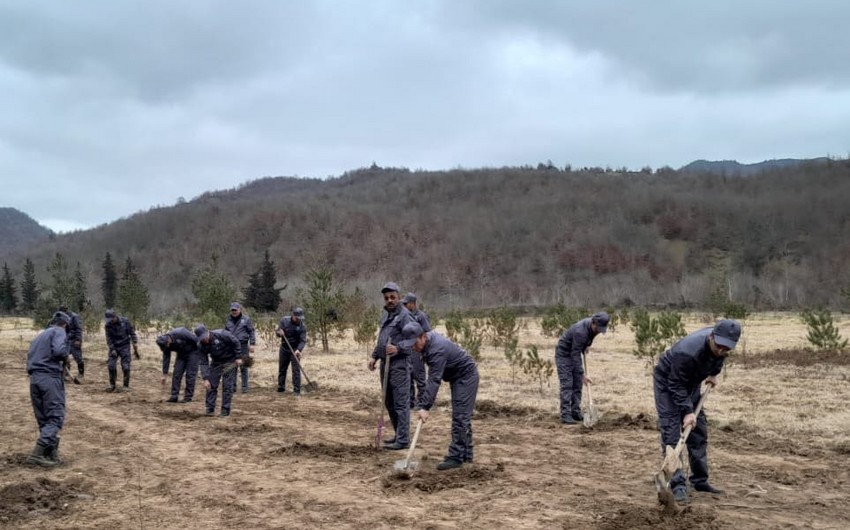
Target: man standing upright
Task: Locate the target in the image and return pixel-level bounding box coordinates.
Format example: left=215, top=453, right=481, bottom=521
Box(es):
left=367, top=282, right=414, bottom=450
left=157, top=327, right=201, bottom=403
left=104, top=309, right=139, bottom=393
left=26, top=311, right=71, bottom=467
left=224, top=302, right=255, bottom=393
left=402, top=293, right=431, bottom=409
left=196, top=325, right=243, bottom=417
left=555, top=311, right=609, bottom=425
left=59, top=305, right=85, bottom=385
left=276, top=307, right=308, bottom=395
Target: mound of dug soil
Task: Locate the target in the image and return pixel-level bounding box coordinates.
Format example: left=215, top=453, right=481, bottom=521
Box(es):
left=268, top=442, right=377, bottom=460
left=0, top=477, right=93, bottom=523
left=383, top=462, right=507, bottom=493
left=597, top=504, right=723, bottom=530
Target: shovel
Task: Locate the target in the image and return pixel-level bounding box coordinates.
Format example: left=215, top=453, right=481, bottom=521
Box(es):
left=375, top=357, right=391, bottom=450
left=282, top=334, right=318, bottom=392
left=582, top=353, right=599, bottom=427
left=654, top=385, right=713, bottom=511
left=394, top=419, right=423, bottom=477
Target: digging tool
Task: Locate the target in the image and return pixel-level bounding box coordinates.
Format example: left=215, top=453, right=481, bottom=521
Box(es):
left=375, top=355, right=391, bottom=450
left=394, top=418, right=423, bottom=477
left=582, top=353, right=599, bottom=427
left=281, top=334, right=318, bottom=392
left=654, top=385, right=713, bottom=511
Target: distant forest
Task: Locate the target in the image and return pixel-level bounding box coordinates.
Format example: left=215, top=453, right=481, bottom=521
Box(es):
left=4, top=159, right=850, bottom=314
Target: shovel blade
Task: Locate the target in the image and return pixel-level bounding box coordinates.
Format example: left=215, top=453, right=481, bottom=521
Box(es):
left=661, top=444, right=681, bottom=478
left=583, top=405, right=600, bottom=427
left=304, top=382, right=318, bottom=392
left=394, top=458, right=419, bottom=473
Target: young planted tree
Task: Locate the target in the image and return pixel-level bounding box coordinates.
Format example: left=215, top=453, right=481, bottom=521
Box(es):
left=0, top=263, right=17, bottom=313
left=800, top=309, right=848, bottom=352
left=69, top=262, right=88, bottom=312
left=101, top=252, right=118, bottom=309
left=243, top=249, right=284, bottom=312
left=540, top=304, right=589, bottom=338
left=504, top=337, right=522, bottom=384
left=301, top=265, right=346, bottom=353
left=486, top=306, right=524, bottom=348
left=46, top=252, right=73, bottom=308
left=20, top=258, right=39, bottom=313
left=521, top=344, right=554, bottom=392
left=118, top=256, right=151, bottom=325
left=191, top=254, right=236, bottom=319
left=354, top=305, right=381, bottom=354
left=630, top=309, right=687, bottom=368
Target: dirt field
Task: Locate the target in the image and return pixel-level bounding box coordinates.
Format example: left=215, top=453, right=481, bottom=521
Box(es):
left=1, top=314, right=849, bottom=529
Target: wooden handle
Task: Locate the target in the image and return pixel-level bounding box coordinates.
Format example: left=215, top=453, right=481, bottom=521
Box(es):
left=404, top=419, right=423, bottom=464
left=672, top=385, right=713, bottom=456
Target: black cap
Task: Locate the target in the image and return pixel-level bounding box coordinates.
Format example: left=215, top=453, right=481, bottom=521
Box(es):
left=230, top=302, right=241, bottom=310
left=194, top=324, right=209, bottom=339
left=104, top=309, right=116, bottom=322
left=401, top=292, right=417, bottom=304
left=292, top=307, right=305, bottom=317
left=155, top=335, right=169, bottom=348
left=381, top=282, right=400, bottom=294
left=713, top=319, right=741, bottom=349
left=53, top=311, right=71, bottom=326
left=397, top=322, right=425, bottom=349
left=591, top=312, right=610, bottom=333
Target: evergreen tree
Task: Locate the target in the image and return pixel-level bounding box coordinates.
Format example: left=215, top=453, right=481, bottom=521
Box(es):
left=69, top=262, right=88, bottom=312
left=102, top=252, right=117, bottom=309
left=0, top=262, right=17, bottom=313
left=244, top=250, right=283, bottom=312
left=191, top=254, right=236, bottom=318
left=301, top=264, right=346, bottom=353
left=20, top=258, right=39, bottom=312
left=47, top=252, right=73, bottom=308
left=117, top=256, right=150, bottom=324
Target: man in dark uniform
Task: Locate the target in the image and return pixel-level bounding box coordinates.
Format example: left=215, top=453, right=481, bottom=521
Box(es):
left=399, top=321, right=480, bottom=470
left=276, top=307, right=308, bottom=395
left=654, top=319, right=741, bottom=504
left=59, top=305, right=85, bottom=384
left=367, top=282, right=414, bottom=450
left=157, top=327, right=201, bottom=403
left=224, top=302, right=255, bottom=394
left=196, top=325, right=243, bottom=417
left=104, top=309, right=139, bottom=393
left=555, top=311, right=609, bottom=424
left=402, top=293, right=431, bottom=409
left=26, top=311, right=71, bottom=467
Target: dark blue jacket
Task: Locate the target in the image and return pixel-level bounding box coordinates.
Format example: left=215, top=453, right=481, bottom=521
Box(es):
left=410, top=309, right=432, bottom=332
left=105, top=316, right=137, bottom=351
left=654, top=327, right=725, bottom=415
left=225, top=314, right=256, bottom=345
left=277, top=316, right=307, bottom=352
left=159, top=327, right=199, bottom=374
left=555, top=317, right=599, bottom=360
left=199, top=329, right=243, bottom=366
left=67, top=312, right=83, bottom=344
left=27, top=326, right=69, bottom=377
left=371, top=305, right=414, bottom=360
left=417, top=332, right=477, bottom=410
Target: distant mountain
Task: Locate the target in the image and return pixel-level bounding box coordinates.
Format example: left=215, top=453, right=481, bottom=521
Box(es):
left=679, top=157, right=830, bottom=176
left=0, top=207, right=52, bottom=256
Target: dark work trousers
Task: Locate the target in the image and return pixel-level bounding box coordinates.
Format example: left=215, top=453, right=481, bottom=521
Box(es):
left=30, top=373, right=65, bottom=447
left=277, top=346, right=301, bottom=393
left=446, top=365, right=479, bottom=462
left=108, top=344, right=132, bottom=387
left=555, top=353, right=583, bottom=421
left=231, top=341, right=249, bottom=392
left=171, top=352, right=200, bottom=400
left=69, top=344, right=84, bottom=375
left=409, top=354, right=427, bottom=409
left=206, top=362, right=237, bottom=414
left=380, top=356, right=411, bottom=445
left=654, top=381, right=710, bottom=490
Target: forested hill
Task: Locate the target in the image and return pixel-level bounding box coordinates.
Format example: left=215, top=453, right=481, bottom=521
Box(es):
left=0, top=207, right=52, bottom=255
left=4, top=159, right=850, bottom=313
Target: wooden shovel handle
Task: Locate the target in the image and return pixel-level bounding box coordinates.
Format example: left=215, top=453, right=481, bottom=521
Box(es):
left=404, top=419, right=424, bottom=464
left=672, top=385, right=713, bottom=455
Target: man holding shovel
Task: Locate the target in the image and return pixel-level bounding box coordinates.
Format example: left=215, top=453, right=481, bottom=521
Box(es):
left=554, top=312, right=609, bottom=425
left=367, top=282, right=414, bottom=450
left=654, top=319, right=741, bottom=504
left=276, top=307, right=308, bottom=395
left=399, top=321, right=479, bottom=470
left=402, top=292, right=431, bottom=410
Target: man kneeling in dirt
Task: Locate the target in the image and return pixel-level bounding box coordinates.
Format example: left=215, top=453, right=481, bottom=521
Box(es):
left=555, top=312, right=609, bottom=424
left=196, top=325, right=243, bottom=417
left=25, top=312, right=72, bottom=467
left=654, top=319, right=741, bottom=503
left=157, top=327, right=201, bottom=403
left=399, top=322, right=479, bottom=470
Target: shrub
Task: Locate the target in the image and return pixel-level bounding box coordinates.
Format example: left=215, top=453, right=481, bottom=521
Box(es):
left=486, top=306, right=524, bottom=347
left=520, top=345, right=554, bottom=392
left=800, top=309, right=848, bottom=352
left=631, top=309, right=686, bottom=367
left=540, top=304, right=588, bottom=338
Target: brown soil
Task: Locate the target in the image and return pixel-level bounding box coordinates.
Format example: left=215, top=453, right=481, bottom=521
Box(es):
left=1, top=351, right=849, bottom=529
left=731, top=348, right=850, bottom=368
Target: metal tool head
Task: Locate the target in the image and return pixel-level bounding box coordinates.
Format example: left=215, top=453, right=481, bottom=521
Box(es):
left=393, top=458, right=419, bottom=475
left=583, top=405, right=600, bottom=427
left=303, top=381, right=318, bottom=392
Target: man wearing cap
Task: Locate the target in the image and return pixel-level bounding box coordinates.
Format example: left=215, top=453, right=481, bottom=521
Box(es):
left=104, top=309, right=139, bottom=393
left=196, top=325, right=243, bottom=417
left=399, top=321, right=479, bottom=470
left=58, top=305, right=85, bottom=384
left=276, top=307, right=308, bottom=395
left=367, top=282, right=415, bottom=450
left=156, top=327, right=201, bottom=403
left=224, top=302, right=256, bottom=394
left=402, top=293, right=431, bottom=409
left=555, top=311, right=609, bottom=425
left=25, top=312, right=71, bottom=467
left=654, top=319, right=741, bottom=504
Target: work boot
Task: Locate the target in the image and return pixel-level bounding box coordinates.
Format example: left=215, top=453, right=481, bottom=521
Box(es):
left=560, top=416, right=577, bottom=425
left=673, top=486, right=689, bottom=504
left=106, top=368, right=117, bottom=392
left=436, top=458, right=463, bottom=471
left=25, top=442, right=59, bottom=468
left=383, top=437, right=397, bottom=445
left=122, top=371, right=131, bottom=391
left=277, top=387, right=285, bottom=393
left=74, top=364, right=85, bottom=384
left=572, top=411, right=584, bottom=421
left=116, top=386, right=128, bottom=393
left=693, top=483, right=724, bottom=495
left=166, top=397, right=179, bottom=403
left=383, top=441, right=409, bottom=451
left=105, top=385, right=116, bottom=392
left=205, top=409, right=215, bottom=416
left=180, top=397, right=193, bottom=403
left=45, top=438, right=62, bottom=465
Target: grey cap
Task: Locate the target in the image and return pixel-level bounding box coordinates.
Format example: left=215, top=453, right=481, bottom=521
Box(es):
left=292, top=307, right=305, bottom=317
left=230, top=302, right=241, bottom=310
left=713, top=319, right=741, bottom=349
left=104, top=309, right=116, bottom=322
left=53, top=311, right=71, bottom=326
left=397, top=321, right=425, bottom=349
left=401, top=292, right=417, bottom=304
left=155, top=335, right=169, bottom=348
left=591, top=311, right=610, bottom=333
left=194, top=324, right=209, bottom=339
left=381, top=282, right=400, bottom=294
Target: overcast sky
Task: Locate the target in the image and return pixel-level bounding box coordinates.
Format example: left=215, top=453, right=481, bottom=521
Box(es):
left=2, top=1, right=849, bottom=233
